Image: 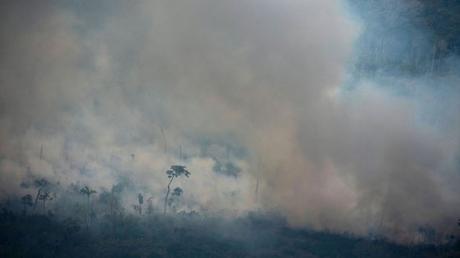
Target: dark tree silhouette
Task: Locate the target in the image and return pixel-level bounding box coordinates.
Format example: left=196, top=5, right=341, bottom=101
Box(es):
left=38, top=191, right=53, bottom=211
left=163, top=165, right=190, bottom=214
left=110, top=184, right=123, bottom=217
left=33, top=178, right=49, bottom=210
left=80, top=186, right=97, bottom=207
left=168, top=187, right=183, bottom=212
left=80, top=186, right=97, bottom=226
left=172, top=187, right=183, bottom=196
left=138, top=193, right=143, bottom=215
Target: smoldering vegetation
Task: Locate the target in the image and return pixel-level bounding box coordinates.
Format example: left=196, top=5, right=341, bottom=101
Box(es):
left=1, top=0, right=460, bottom=257
left=0, top=178, right=459, bottom=258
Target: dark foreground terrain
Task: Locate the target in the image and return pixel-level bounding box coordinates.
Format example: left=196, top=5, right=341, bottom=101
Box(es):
left=1, top=209, right=459, bottom=258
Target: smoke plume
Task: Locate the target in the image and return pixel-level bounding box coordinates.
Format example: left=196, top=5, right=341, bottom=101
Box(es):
left=0, top=0, right=459, bottom=242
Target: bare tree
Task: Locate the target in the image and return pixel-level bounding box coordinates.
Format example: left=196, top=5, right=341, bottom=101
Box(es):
left=163, top=165, right=190, bottom=214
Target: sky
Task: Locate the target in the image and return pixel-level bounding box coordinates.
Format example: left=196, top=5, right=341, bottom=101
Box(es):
left=0, top=0, right=459, bottom=243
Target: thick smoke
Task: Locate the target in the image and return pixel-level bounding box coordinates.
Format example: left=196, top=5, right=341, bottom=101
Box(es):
left=0, top=0, right=459, bottom=243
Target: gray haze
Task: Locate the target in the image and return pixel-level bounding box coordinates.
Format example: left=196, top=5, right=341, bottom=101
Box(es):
left=0, top=0, right=459, bottom=243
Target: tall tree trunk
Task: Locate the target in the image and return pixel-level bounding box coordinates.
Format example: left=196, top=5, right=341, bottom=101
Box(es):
left=110, top=192, right=115, bottom=235
left=255, top=176, right=259, bottom=202
left=87, top=195, right=91, bottom=227
left=110, top=191, right=113, bottom=217
left=163, top=177, right=174, bottom=214
left=34, top=189, right=42, bottom=210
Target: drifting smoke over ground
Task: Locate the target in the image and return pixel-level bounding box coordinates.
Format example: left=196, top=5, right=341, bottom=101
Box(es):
left=0, top=0, right=459, bottom=243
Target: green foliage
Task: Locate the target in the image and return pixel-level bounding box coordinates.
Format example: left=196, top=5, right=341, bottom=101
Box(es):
left=172, top=187, right=183, bottom=197
left=166, top=165, right=191, bottom=179
left=164, top=165, right=190, bottom=214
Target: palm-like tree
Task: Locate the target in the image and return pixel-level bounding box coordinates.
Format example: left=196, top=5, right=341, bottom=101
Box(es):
left=80, top=186, right=97, bottom=226
left=163, top=165, right=190, bottom=214
left=33, top=178, right=49, bottom=210
left=38, top=191, right=53, bottom=210
left=80, top=186, right=97, bottom=208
